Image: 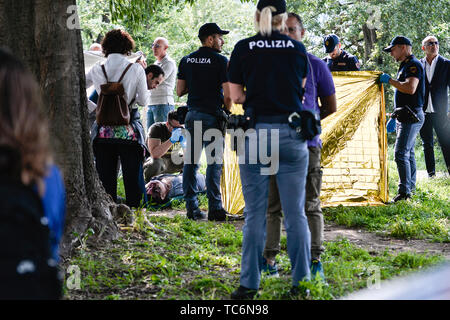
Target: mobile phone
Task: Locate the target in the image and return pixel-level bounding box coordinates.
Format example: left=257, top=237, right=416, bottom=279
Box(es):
left=136, top=51, right=145, bottom=62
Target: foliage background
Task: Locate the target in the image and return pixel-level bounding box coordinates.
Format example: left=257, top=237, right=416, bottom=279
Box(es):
left=78, top=0, right=449, bottom=109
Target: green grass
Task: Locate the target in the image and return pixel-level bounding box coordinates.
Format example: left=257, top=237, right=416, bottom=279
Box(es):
left=324, top=142, right=449, bottom=242
left=323, top=174, right=450, bottom=242
left=78, top=140, right=448, bottom=300
left=63, top=214, right=445, bottom=300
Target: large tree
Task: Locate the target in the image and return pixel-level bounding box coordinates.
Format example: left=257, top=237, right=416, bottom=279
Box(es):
left=0, top=0, right=252, bottom=257
left=0, top=0, right=119, bottom=256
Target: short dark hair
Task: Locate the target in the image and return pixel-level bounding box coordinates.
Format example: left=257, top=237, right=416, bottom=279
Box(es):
left=101, top=29, right=135, bottom=57
left=167, top=110, right=178, bottom=122
left=145, top=64, right=164, bottom=79
left=199, top=34, right=215, bottom=45
left=288, top=12, right=304, bottom=30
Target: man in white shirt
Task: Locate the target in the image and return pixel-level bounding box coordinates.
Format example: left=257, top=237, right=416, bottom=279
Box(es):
left=147, top=37, right=177, bottom=130
left=419, top=36, right=450, bottom=177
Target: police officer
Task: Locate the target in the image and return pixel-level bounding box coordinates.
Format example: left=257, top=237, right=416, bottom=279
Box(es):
left=380, top=36, right=425, bottom=202
left=323, top=34, right=361, bottom=71
left=228, top=0, right=310, bottom=299
left=176, top=22, right=232, bottom=221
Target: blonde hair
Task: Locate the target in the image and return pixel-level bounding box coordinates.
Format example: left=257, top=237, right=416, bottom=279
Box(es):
left=254, top=6, right=287, bottom=37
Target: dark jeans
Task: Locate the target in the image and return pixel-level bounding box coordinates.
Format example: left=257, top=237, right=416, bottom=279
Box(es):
left=93, top=141, right=147, bottom=208
left=183, top=110, right=224, bottom=212
left=394, top=109, right=424, bottom=195
left=419, top=112, right=450, bottom=176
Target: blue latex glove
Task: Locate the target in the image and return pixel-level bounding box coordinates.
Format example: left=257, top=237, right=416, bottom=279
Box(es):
left=380, top=73, right=391, bottom=84
left=169, top=128, right=182, bottom=143
left=180, top=135, right=187, bottom=149
left=386, top=117, right=396, bottom=133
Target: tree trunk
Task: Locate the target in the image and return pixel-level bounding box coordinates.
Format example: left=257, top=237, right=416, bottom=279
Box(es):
left=0, top=0, right=119, bottom=257
left=362, top=23, right=377, bottom=62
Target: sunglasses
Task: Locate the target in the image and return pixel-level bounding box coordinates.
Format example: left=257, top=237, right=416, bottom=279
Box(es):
left=151, top=43, right=161, bottom=49
left=425, top=41, right=439, bottom=46
left=287, top=27, right=298, bottom=33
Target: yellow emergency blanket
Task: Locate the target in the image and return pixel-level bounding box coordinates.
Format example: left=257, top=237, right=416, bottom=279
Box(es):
left=221, top=71, right=388, bottom=214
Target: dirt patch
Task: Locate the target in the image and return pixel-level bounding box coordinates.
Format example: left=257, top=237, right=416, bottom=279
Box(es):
left=324, top=222, right=450, bottom=260
left=147, top=209, right=450, bottom=260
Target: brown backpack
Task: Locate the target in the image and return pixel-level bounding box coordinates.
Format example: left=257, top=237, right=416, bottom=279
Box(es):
left=96, top=63, right=135, bottom=126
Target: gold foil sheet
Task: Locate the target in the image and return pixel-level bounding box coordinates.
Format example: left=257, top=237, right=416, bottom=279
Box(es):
left=221, top=71, right=388, bottom=214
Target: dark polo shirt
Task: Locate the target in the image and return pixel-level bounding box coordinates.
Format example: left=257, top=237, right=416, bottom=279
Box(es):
left=395, top=54, right=425, bottom=109
left=228, top=31, right=309, bottom=116
left=177, top=46, right=229, bottom=114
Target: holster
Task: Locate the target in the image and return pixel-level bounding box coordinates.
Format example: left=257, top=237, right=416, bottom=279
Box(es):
left=288, top=110, right=321, bottom=140
left=215, top=109, right=229, bottom=136
left=391, top=105, right=419, bottom=123
left=176, top=105, right=188, bottom=124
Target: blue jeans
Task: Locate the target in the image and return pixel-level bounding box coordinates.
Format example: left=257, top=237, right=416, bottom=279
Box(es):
left=394, top=109, right=425, bottom=195
left=146, top=104, right=174, bottom=130
left=182, top=110, right=223, bottom=212
left=239, top=123, right=310, bottom=290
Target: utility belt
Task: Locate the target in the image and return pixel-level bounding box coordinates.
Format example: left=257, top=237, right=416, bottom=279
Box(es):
left=255, top=114, right=290, bottom=123
left=176, top=105, right=229, bottom=134
left=391, top=105, right=421, bottom=123
left=227, top=108, right=321, bottom=149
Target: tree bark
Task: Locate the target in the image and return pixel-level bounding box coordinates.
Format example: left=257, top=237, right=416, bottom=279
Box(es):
left=362, top=23, right=377, bottom=62
left=0, top=0, right=119, bottom=257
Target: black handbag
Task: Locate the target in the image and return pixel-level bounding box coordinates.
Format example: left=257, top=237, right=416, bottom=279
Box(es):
left=391, top=105, right=420, bottom=123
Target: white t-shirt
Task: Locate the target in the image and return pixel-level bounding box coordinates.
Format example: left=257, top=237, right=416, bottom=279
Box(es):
left=148, top=54, right=176, bottom=105
left=424, top=55, right=439, bottom=113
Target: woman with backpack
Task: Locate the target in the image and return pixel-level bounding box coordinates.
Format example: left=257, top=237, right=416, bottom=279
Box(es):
left=86, top=29, right=149, bottom=208
left=0, top=48, right=65, bottom=299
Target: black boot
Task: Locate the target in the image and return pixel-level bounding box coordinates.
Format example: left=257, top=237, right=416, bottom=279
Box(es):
left=231, top=286, right=257, bottom=300
left=208, top=208, right=228, bottom=221
left=186, top=208, right=207, bottom=221
left=391, top=193, right=411, bottom=203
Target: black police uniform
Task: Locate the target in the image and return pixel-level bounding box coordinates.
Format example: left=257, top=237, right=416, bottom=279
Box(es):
left=177, top=46, right=229, bottom=217
left=177, top=47, right=228, bottom=114
left=227, top=29, right=311, bottom=291
left=392, top=53, right=425, bottom=198
left=228, top=30, right=309, bottom=117
left=395, top=54, right=425, bottom=109
left=323, top=50, right=360, bottom=71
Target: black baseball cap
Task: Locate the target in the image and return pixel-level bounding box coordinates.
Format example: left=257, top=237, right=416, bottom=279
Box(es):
left=257, top=0, right=286, bottom=16
left=198, top=23, right=229, bottom=38
left=383, top=36, right=412, bottom=52
left=323, top=34, right=340, bottom=53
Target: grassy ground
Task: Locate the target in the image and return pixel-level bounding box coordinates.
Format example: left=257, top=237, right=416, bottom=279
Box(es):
left=65, top=141, right=448, bottom=300
left=324, top=140, right=449, bottom=243
left=63, top=214, right=444, bottom=300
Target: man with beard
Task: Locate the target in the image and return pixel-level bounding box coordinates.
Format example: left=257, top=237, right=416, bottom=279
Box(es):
left=176, top=23, right=232, bottom=221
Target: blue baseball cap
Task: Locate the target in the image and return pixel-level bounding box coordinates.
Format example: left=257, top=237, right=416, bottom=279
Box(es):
left=383, top=36, right=412, bottom=52
left=323, top=34, right=340, bottom=53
